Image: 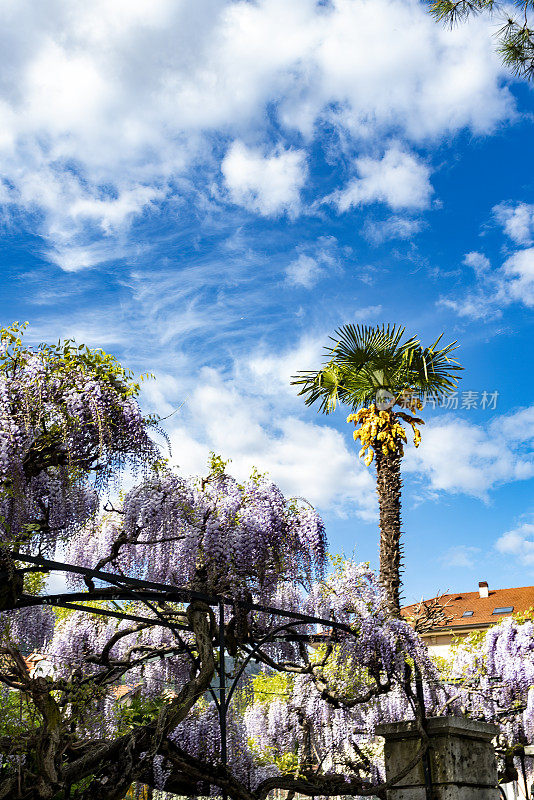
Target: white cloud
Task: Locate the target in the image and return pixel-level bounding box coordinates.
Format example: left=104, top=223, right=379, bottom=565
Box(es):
left=1, top=160, right=163, bottom=270
left=438, top=246, right=534, bottom=319
left=242, top=334, right=327, bottom=403
left=134, top=328, right=534, bottom=522
left=285, top=235, right=344, bottom=288
left=404, top=409, right=534, bottom=500
left=91, top=305, right=534, bottom=522
left=221, top=141, right=307, bottom=216
left=304, top=0, right=511, bottom=141
left=0, top=0, right=513, bottom=267
left=463, top=251, right=490, bottom=275
left=134, top=353, right=534, bottom=529
left=439, top=294, right=498, bottom=320
left=438, top=251, right=498, bottom=318
left=26, top=314, right=131, bottom=349
left=68, top=186, right=164, bottom=234
left=285, top=254, right=324, bottom=288
left=440, top=545, right=481, bottom=568
left=329, top=146, right=433, bottom=212
left=494, top=406, right=534, bottom=443
left=494, top=201, right=534, bottom=246
left=496, top=523, right=534, bottom=566
left=132, top=329, right=381, bottom=520
left=46, top=242, right=133, bottom=273
left=146, top=348, right=377, bottom=520
left=362, top=215, right=423, bottom=244
left=502, top=248, right=534, bottom=306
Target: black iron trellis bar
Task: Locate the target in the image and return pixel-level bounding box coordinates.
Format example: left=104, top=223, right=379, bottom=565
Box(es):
left=218, top=600, right=228, bottom=800
left=3, top=551, right=433, bottom=798
left=21, top=595, right=186, bottom=627
left=8, top=553, right=356, bottom=721
left=9, top=552, right=357, bottom=632
left=17, top=589, right=319, bottom=642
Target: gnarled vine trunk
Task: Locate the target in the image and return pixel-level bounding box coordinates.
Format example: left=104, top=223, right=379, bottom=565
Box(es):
left=375, top=448, right=403, bottom=618
left=0, top=550, right=23, bottom=611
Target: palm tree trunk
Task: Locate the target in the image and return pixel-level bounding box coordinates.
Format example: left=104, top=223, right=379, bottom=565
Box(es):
left=375, top=448, right=403, bottom=618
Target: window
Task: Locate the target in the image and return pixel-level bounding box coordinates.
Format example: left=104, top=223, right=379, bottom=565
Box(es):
left=462, top=611, right=474, bottom=617
left=492, top=606, right=514, bottom=615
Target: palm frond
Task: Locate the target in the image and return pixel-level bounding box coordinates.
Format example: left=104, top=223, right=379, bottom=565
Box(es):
left=332, top=323, right=409, bottom=365
left=291, top=361, right=351, bottom=414
left=291, top=323, right=463, bottom=413
left=404, top=338, right=463, bottom=398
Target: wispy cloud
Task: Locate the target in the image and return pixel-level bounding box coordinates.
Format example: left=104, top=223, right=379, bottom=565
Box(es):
left=361, top=215, right=424, bottom=245
left=26, top=314, right=131, bottom=350
left=496, top=522, right=534, bottom=566
left=285, top=236, right=346, bottom=289
left=440, top=545, right=481, bottom=569
left=438, top=245, right=534, bottom=319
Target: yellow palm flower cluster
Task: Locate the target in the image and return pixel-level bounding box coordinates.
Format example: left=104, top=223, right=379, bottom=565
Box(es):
left=398, top=389, right=423, bottom=414
left=347, top=404, right=423, bottom=467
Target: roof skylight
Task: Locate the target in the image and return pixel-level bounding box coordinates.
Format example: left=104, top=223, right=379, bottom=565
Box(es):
left=492, top=606, right=514, bottom=615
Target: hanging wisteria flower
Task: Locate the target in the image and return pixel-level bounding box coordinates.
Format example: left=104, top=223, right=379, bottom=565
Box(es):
left=0, top=322, right=158, bottom=558
left=65, top=462, right=327, bottom=602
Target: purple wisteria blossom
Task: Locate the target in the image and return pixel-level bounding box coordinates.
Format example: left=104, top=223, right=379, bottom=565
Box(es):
left=65, top=469, right=327, bottom=602
left=0, top=325, right=157, bottom=559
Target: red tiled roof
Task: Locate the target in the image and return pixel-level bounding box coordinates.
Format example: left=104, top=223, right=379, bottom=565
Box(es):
left=402, top=585, right=534, bottom=629
left=112, top=685, right=134, bottom=700
left=111, top=684, right=142, bottom=700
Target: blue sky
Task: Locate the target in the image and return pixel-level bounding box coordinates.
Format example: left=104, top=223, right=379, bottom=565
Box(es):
left=2, top=0, right=534, bottom=603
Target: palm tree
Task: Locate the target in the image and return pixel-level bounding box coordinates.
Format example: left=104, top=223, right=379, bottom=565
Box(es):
left=291, top=324, right=462, bottom=617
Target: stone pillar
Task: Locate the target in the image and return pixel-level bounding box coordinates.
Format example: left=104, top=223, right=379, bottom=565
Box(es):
left=376, top=716, right=500, bottom=800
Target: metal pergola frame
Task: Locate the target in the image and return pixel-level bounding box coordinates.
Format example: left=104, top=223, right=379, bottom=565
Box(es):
left=3, top=551, right=433, bottom=799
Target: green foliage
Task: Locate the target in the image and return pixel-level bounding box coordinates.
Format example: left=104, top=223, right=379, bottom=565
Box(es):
left=313, top=643, right=374, bottom=696
left=208, top=451, right=231, bottom=477
left=248, top=465, right=268, bottom=486
left=0, top=691, right=41, bottom=744
left=437, top=628, right=488, bottom=684
left=115, top=694, right=168, bottom=734
left=245, top=674, right=302, bottom=775
left=52, top=599, right=128, bottom=624
left=0, top=322, right=144, bottom=400
left=427, top=0, right=534, bottom=80
left=0, top=321, right=30, bottom=364
left=291, top=323, right=462, bottom=415
left=150, top=456, right=171, bottom=475
left=514, top=606, right=534, bottom=623
left=272, top=751, right=300, bottom=774
left=21, top=570, right=47, bottom=595
left=205, top=454, right=268, bottom=494
left=247, top=737, right=300, bottom=775
left=245, top=673, right=300, bottom=774
left=57, top=779, right=95, bottom=799
left=427, top=0, right=496, bottom=25
left=249, top=670, right=293, bottom=705
left=0, top=322, right=161, bottom=522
